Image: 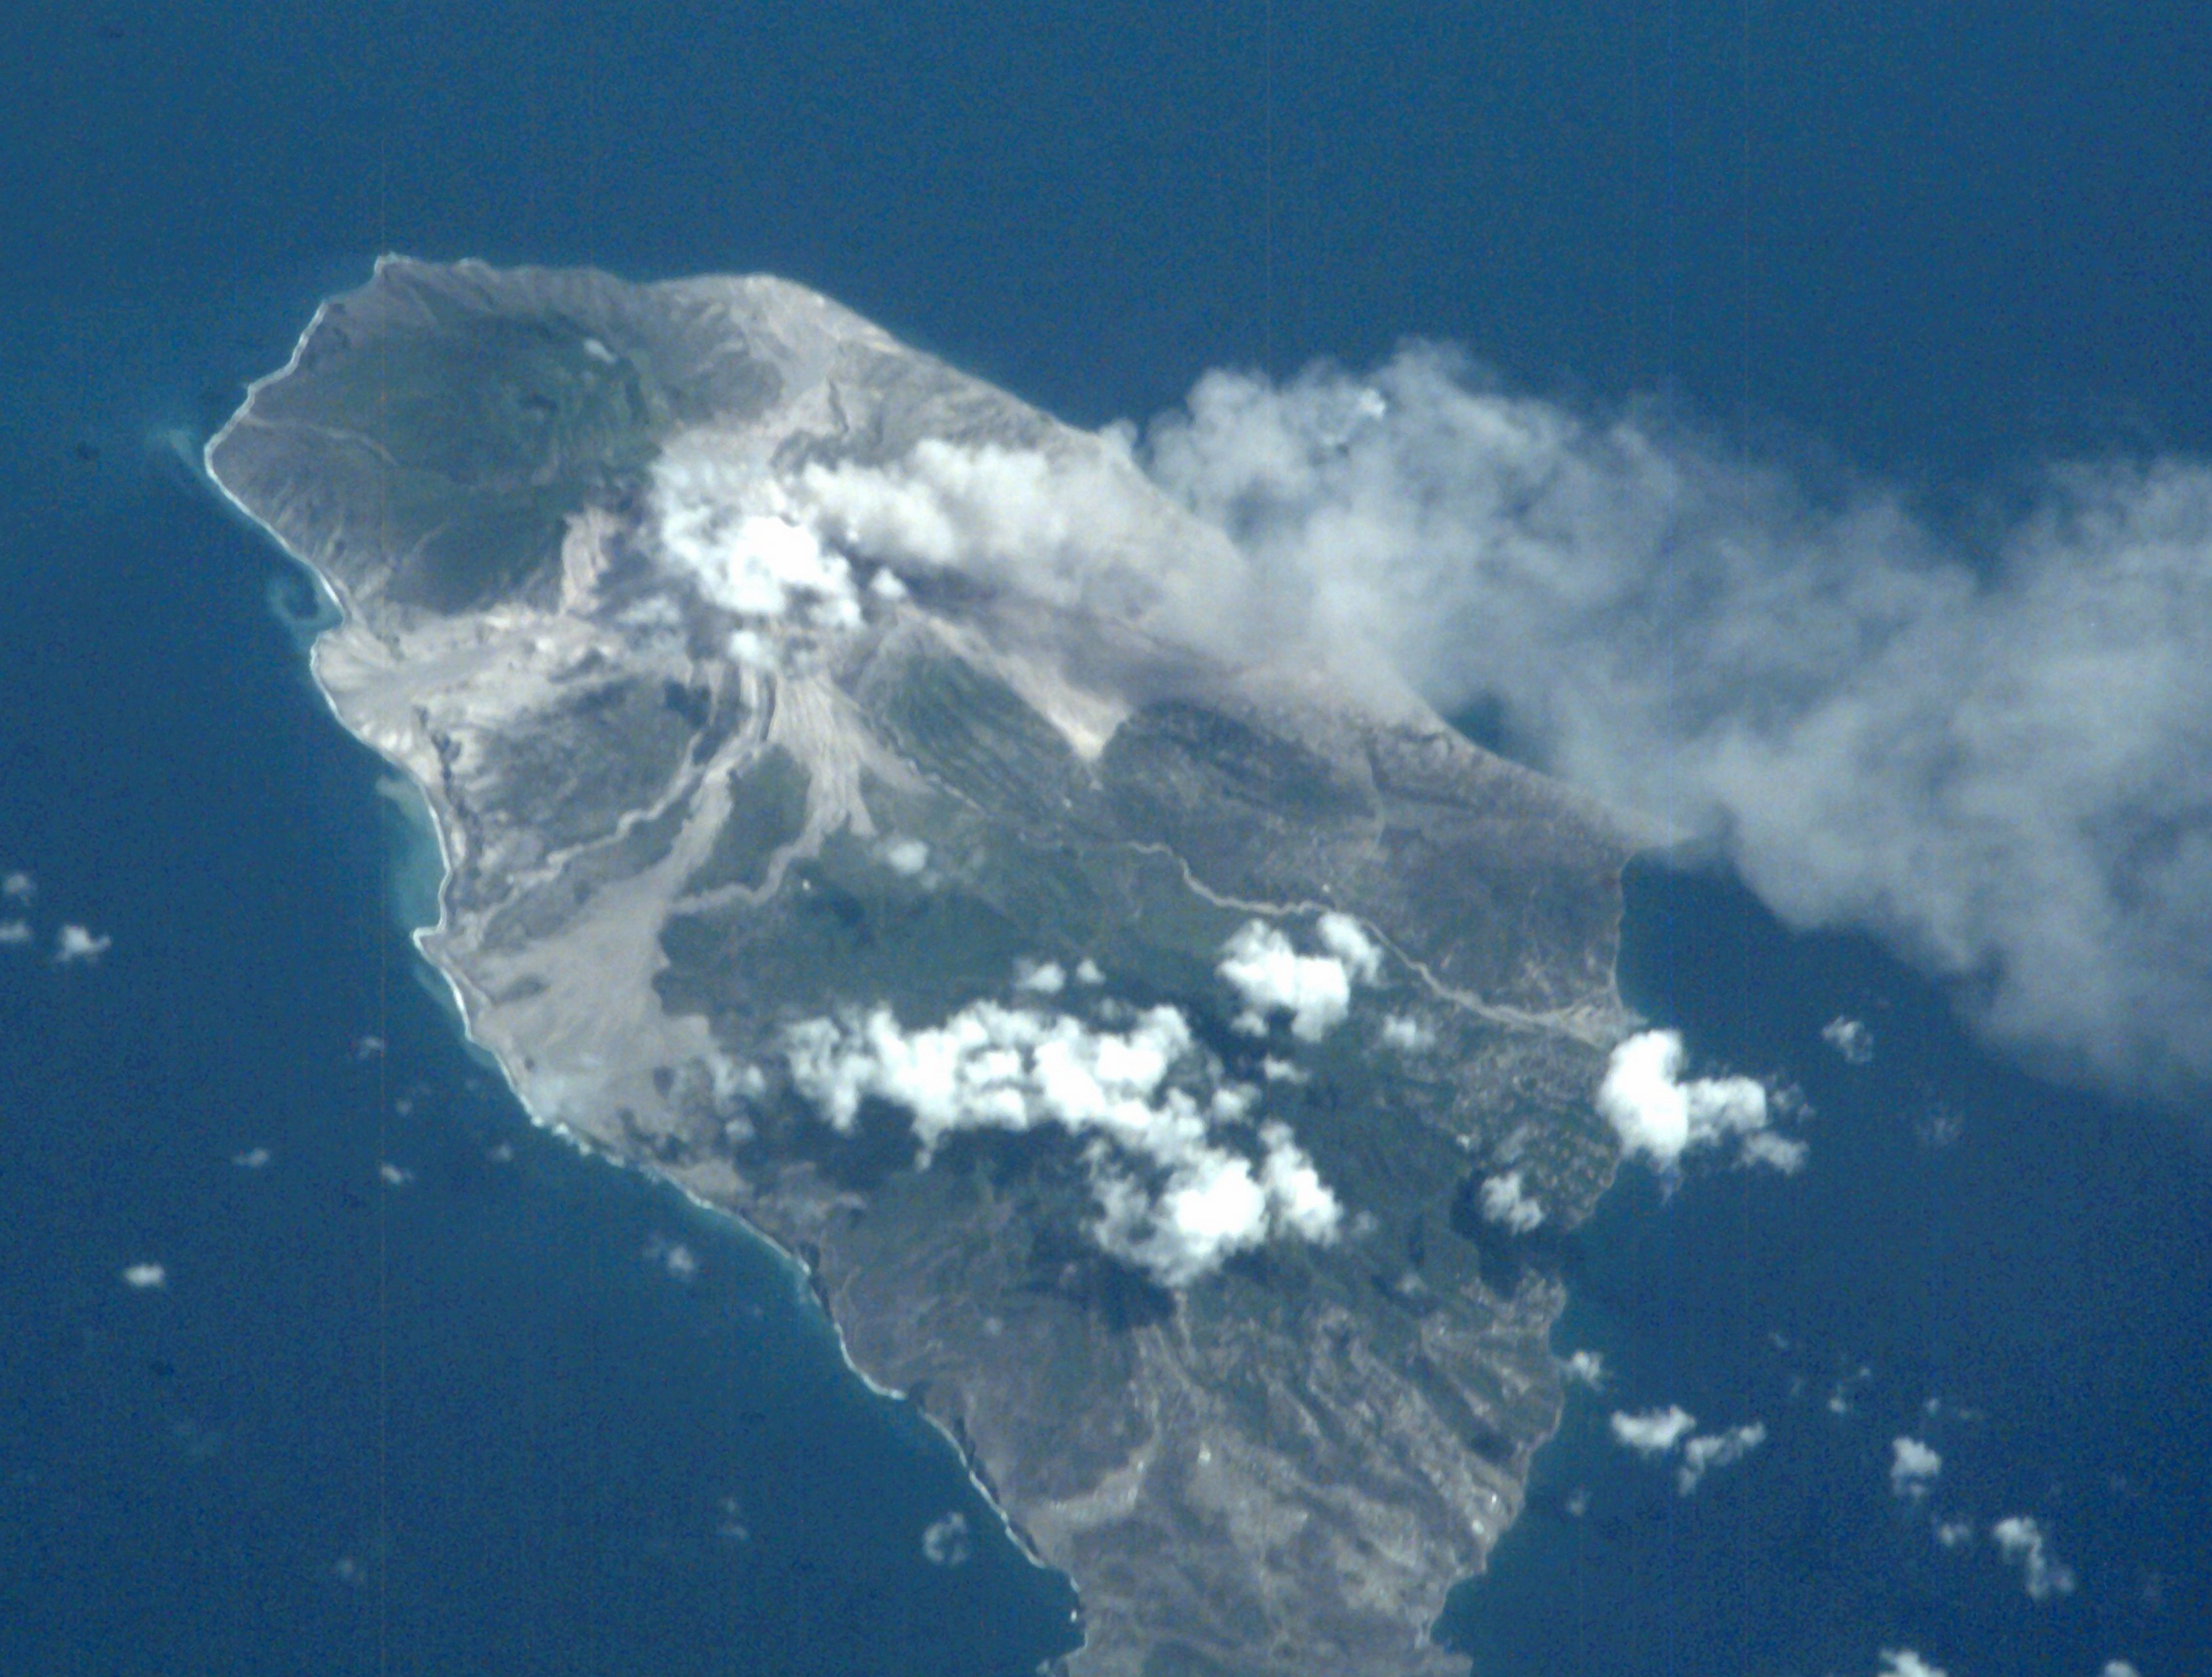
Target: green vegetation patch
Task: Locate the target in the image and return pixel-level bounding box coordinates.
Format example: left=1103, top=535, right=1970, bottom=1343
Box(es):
left=260, top=302, right=669, bottom=612
left=683, top=747, right=812, bottom=894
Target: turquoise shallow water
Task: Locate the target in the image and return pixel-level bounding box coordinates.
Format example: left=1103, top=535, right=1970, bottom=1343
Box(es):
left=0, top=482, right=1077, bottom=1674
left=3, top=1, right=2210, bottom=1671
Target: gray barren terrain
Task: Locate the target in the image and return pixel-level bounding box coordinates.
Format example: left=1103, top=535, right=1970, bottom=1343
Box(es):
left=207, top=257, right=1632, bottom=1677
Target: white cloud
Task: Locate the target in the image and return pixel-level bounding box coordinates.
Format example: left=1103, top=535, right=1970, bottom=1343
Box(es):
left=1933, top=1517, right=1975, bottom=1550
left=1676, top=1422, right=1768, bottom=1494
left=1016, top=959, right=1066, bottom=995
left=1560, top=1349, right=1607, bottom=1390
left=378, top=1162, right=414, bottom=1187
left=920, top=1510, right=972, bottom=1566
left=650, top=447, right=863, bottom=631
left=644, top=1234, right=699, bottom=1280
left=2, top=871, right=32, bottom=900
left=1992, top=1515, right=2076, bottom=1600
left=1217, top=917, right=1381, bottom=1041
left=1889, top=1436, right=1942, bottom=1499
left=54, top=924, right=111, bottom=964
left=881, top=838, right=929, bottom=877
left=783, top=999, right=1339, bottom=1287
left=1596, top=1030, right=1803, bottom=1173
left=231, top=1146, right=273, bottom=1170
left=1380, top=1014, right=1434, bottom=1051
left=1137, top=349, right=2212, bottom=1097
left=1075, top=958, right=1105, bottom=985
left=1478, top=1170, right=1546, bottom=1233
left=1739, top=1131, right=1811, bottom=1174
left=120, top=1263, right=166, bottom=1290
left=1823, top=1016, right=1876, bottom=1065
left=1876, top=1652, right=1947, bottom=1677
left=2101, top=1663, right=2142, bottom=1677
left=1315, top=912, right=1382, bottom=980
left=0, top=920, right=29, bottom=946
left=787, top=436, right=1248, bottom=639
left=1609, top=1406, right=1697, bottom=1458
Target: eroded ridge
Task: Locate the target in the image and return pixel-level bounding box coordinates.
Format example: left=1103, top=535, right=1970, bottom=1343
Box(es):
left=208, top=256, right=1632, bottom=1677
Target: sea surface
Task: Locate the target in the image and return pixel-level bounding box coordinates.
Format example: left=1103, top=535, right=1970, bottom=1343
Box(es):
left=3, top=2, right=2209, bottom=1673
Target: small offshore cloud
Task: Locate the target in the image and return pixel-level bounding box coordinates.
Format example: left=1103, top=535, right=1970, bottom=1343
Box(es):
left=1217, top=915, right=1380, bottom=1042
left=1560, top=1349, right=1607, bottom=1391
left=2101, top=1663, right=2143, bottom=1677
left=1608, top=1406, right=1697, bottom=1459
left=1992, top=1514, right=2077, bottom=1600
left=231, top=1146, right=274, bottom=1170
left=1823, top=1016, right=1876, bottom=1065
left=378, top=1162, right=414, bottom=1188
left=2, top=871, right=33, bottom=900
left=1675, top=1423, right=1768, bottom=1495
left=1932, top=1516, right=1975, bottom=1550
left=644, top=1234, right=699, bottom=1281
left=1876, top=1652, right=1947, bottom=1677
left=54, top=924, right=111, bottom=964
left=1478, top=1170, right=1546, bottom=1234
left=1596, top=1030, right=1805, bottom=1174
left=920, top=1510, right=972, bottom=1567
left=784, top=998, right=1339, bottom=1288
left=0, top=919, right=30, bottom=946
left=120, top=1262, right=167, bottom=1290
left=1889, top=1436, right=1943, bottom=1500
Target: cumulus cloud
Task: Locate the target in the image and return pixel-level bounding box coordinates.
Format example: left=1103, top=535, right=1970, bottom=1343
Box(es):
left=1478, top=1170, right=1546, bottom=1234
left=644, top=1234, right=699, bottom=1281
left=1560, top=1349, right=1607, bottom=1389
left=882, top=837, right=930, bottom=877
left=1379, top=1014, right=1434, bottom=1051
left=650, top=447, right=864, bottom=631
left=54, top=924, right=111, bottom=964
left=1675, top=1422, right=1768, bottom=1494
left=1889, top=1436, right=1943, bottom=1500
left=1609, top=1406, right=1697, bottom=1458
left=1217, top=914, right=1381, bottom=1041
left=120, top=1263, right=166, bottom=1290
left=1933, top=1517, right=1975, bottom=1550
left=1992, top=1515, right=2076, bottom=1600
left=3, top=871, right=32, bottom=899
left=1136, top=347, right=2212, bottom=1097
left=920, top=1510, right=972, bottom=1566
left=1016, top=959, right=1067, bottom=995
left=1876, top=1653, right=1947, bottom=1677
left=1596, top=1029, right=1804, bottom=1172
left=2101, top=1663, right=2142, bottom=1677
left=0, top=920, right=29, bottom=946
left=783, top=998, right=1339, bottom=1287
left=231, top=1146, right=273, bottom=1170
left=1824, top=1016, right=1876, bottom=1065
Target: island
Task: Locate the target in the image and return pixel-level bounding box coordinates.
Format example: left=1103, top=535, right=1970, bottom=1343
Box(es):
left=206, top=257, right=1633, bottom=1677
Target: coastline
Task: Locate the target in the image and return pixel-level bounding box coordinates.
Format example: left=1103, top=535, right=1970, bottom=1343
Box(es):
left=201, top=360, right=1078, bottom=1646
left=198, top=268, right=1620, bottom=1671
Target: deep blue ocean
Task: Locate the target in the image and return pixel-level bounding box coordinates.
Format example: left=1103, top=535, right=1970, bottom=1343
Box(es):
left=4, top=2, right=2209, bottom=1673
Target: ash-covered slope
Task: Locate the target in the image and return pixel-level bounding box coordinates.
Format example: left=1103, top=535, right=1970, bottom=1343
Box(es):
left=207, top=256, right=1632, bottom=1677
